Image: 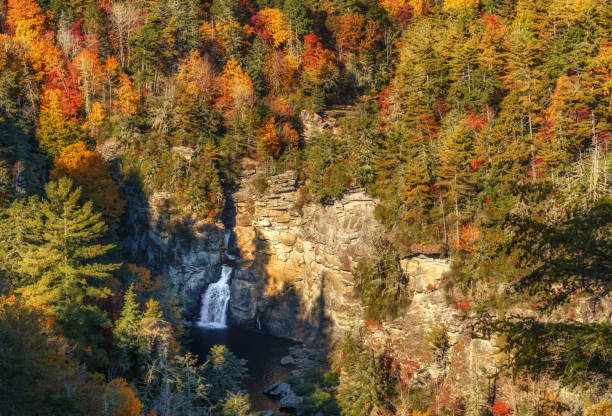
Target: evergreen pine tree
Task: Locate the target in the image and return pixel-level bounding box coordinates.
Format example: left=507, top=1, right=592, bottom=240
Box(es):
left=144, top=298, right=164, bottom=319
left=18, top=177, right=120, bottom=368
left=437, top=124, right=477, bottom=243
left=114, top=283, right=142, bottom=348
left=204, top=345, right=248, bottom=405
left=244, top=35, right=270, bottom=96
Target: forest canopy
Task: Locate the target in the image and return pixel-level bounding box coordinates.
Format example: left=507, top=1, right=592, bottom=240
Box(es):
left=0, top=0, right=611, bottom=414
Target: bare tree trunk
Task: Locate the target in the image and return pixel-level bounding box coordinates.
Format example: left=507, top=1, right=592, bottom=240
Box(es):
left=527, top=76, right=537, bottom=183
left=589, top=111, right=599, bottom=200
left=439, top=192, right=448, bottom=249
left=529, top=111, right=536, bottom=182
left=454, top=174, right=460, bottom=242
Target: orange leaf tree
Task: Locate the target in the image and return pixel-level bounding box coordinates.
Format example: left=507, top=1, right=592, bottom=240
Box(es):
left=257, top=117, right=281, bottom=158
left=216, top=59, right=255, bottom=123
left=256, top=8, right=290, bottom=47
left=50, top=142, right=126, bottom=225
left=104, top=378, right=144, bottom=416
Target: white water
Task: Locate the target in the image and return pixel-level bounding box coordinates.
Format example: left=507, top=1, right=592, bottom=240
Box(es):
left=224, top=230, right=230, bottom=248
left=198, top=265, right=233, bottom=328
left=256, top=313, right=262, bottom=330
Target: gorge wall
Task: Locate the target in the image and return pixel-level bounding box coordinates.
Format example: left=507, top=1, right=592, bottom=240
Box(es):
left=138, top=160, right=608, bottom=413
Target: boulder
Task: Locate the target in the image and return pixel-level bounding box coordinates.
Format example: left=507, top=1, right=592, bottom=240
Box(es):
left=280, top=391, right=303, bottom=410
left=171, top=145, right=195, bottom=161
left=263, top=381, right=303, bottom=411
left=263, top=382, right=292, bottom=398
left=280, top=355, right=295, bottom=366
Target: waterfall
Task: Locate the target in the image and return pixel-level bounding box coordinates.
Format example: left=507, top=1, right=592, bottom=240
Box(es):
left=224, top=229, right=239, bottom=260
left=198, top=265, right=233, bottom=328
left=256, top=312, right=262, bottom=330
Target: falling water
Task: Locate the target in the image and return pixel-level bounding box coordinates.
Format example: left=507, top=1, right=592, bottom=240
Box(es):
left=224, top=229, right=239, bottom=260
left=256, top=313, right=262, bottom=330
left=224, top=230, right=231, bottom=248
left=198, top=265, right=233, bottom=328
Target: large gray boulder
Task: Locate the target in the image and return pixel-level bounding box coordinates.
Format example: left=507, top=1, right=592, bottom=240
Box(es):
left=280, top=391, right=303, bottom=410
left=263, top=382, right=292, bottom=398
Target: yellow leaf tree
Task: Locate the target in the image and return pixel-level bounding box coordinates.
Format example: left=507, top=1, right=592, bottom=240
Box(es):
left=443, top=0, right=479, bottom=11
left=113, top=73, right=139, bottom=119
left=83, top=101, right=106, bottom=142
left=216, top=59, right=255, bottom=122
left=36, top=88, right=84, bottom=156
left=259, top=8, right=290, bottom=47
left=74, top=49, right=103, bottom=114
left=257, top=117, right=281, bottom=158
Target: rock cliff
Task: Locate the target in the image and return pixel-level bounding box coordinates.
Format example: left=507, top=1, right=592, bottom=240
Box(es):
left=223, top=167, right=497, bottom=411
left=121, top=186, right=225, bottom=318
left=131, top=158, right=609, bottom=413
left=229, top=167, right=380, bottom=342
left=129, top=159, right=610, bottom=413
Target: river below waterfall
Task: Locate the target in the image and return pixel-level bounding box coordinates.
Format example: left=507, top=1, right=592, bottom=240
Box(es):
left=189, top=326, right=297, bottom=415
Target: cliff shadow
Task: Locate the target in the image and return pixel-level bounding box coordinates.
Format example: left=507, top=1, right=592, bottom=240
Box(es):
left=114, top=163, right=225, bottom=320
left=228, top=221, right=335, bottom=351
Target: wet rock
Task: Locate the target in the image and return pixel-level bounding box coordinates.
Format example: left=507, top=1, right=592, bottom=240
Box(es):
left=228, top=279, right=257, bottom=323
left=280, top=355, right=295, bottom=366
left=264, top=381, right=303, bottom=411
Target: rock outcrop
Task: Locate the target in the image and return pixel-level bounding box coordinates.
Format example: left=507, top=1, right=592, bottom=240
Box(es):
left=229, top=169, right=380, bottom=342
left=263, top=382, right=303, bottom=411
left=133, top=156, right=609, bottom=413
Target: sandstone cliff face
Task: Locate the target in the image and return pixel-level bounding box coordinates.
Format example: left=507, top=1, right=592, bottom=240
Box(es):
left=228, top=169, right=379, bottom=341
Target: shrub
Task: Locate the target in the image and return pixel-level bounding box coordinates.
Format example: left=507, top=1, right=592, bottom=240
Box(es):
left=322, top=371, right=340, bottom=387
left=587, top=400, right=612, bottom=416
left=293, top=382, right=316, bottom=396
left=303, top=368, right=324, bottom=384
left=492, top=401, right=512, bottom=416
left=285, top=375, right=301, bottom=388
left=299, top=395, right=320, bottom=413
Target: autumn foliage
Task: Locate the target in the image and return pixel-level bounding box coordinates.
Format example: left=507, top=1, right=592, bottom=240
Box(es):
left=491, top=402, right=512, bottom=416
left=50, top=142, right=126, bottom=224
left=216, top=60, right=255, bottom=122
left=37, top=88, right=84, bottom=156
